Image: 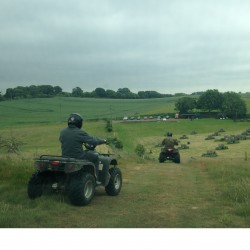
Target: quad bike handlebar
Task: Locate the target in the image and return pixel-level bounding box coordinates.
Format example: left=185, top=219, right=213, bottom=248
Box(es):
left=84, top=143, right=96, bottom=150
left=84, top=140, right=108, bottom=151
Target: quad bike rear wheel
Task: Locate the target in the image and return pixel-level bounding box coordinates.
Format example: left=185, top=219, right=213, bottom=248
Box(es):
left=68, top=173, right=95, bottom=206
left=27, top=171, right=58, bottom=199
left=27, top=172, right=43, bottom=199
left=173, top=152, right=181, bottom=163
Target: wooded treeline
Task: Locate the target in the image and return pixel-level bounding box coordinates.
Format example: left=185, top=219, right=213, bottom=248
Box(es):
left=0, top=85, right=248, bottom=119
left=1, top=85, right=175, bottom=100
left=175, top=89, right=248, bottom=119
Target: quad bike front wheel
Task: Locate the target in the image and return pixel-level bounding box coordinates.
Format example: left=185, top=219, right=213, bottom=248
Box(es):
left=68, top=173, right=95, bottom=206
left=159, top=152, right=166, bottom=163
left=105, top=167, right=122, bottom=196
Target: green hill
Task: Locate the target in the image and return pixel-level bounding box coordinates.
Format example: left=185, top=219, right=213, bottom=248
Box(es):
left=0, top=97, right=177, bottom=127
left=0, top=94, right=249, bottom=128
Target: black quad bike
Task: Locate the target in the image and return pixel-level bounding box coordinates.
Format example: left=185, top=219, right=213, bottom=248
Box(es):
left=27, top=144, right=122, bottom=206
left=159, top=147, right=180, bottom=163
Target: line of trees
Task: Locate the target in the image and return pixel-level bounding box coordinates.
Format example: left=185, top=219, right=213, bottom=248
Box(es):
left=3, top=85, right=63, bottom=99
left=72, top=87, right=172, bottom=99
left=175, top=89, right=247, bottom=119
left=1, top=85, right=173, bottom=100
left=0, top=86, right=248, bottom=119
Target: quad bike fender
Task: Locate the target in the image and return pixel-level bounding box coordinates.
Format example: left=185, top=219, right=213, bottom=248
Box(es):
left=77, top=163, right=97, bottom=179
left=64, top=161, right=95, bottom=174
left=109, top=156, right=118, bottom=167
left=99, top=155, right=118, bottom=168
left=35, top=156, right=97, bottom=178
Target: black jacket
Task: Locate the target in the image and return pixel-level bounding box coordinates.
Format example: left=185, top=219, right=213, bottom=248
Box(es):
left=59, top=125, right=105, bottom=158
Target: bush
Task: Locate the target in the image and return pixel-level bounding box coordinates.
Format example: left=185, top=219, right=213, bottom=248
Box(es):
left=205, top=135, right=215, bottom=140
left=107, top=137, right=123, bottom=149
left=211, top=132, right=220, bottom=136
left=218, top=128, right=225, bottom=133
left=135, top=144, right=145, bottom=157
left=0, top=135, right=24, bottom=153
left=178, top=144, right=189, bottom=150
left=179, top=135, right=189, bottom=139
left=215, top=144, right=228, bottom=150
left=226, top=135, right=240, bottom=144
left=106, top=120, right=113, bottom=132
left=202, top=150, right=218, bottom=157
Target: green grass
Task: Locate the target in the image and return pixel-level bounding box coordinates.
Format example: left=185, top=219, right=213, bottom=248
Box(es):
left=0, top=97, right=177, bottom=128
left=0, top=97, right=250, bottom=227
left=1, top=155, right=250, bottom=227
left=114, top=118, right=250, bottom=153
left=1, top=94, right=249, bottom=128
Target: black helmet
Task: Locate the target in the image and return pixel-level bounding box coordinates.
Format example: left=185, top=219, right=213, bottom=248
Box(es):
left=68, top=113, right=83, bottom=129
left=167, top=132, right=172, bottom=137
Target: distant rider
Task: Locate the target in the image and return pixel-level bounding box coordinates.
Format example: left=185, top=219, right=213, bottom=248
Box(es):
left=59, top=113, right=109, bottom=185
left=161, top=132, right=178, bottom=149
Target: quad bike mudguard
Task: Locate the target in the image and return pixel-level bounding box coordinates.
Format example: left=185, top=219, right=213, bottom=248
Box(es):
left=35, top=155, right=97, bottom=177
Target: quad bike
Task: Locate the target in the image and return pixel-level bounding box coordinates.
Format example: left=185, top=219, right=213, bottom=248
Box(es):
left=159, top=147, right=180, bottom=163
left=27, top=144, right=122, bottom=206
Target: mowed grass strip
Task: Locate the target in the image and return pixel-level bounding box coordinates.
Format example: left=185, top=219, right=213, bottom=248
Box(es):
left=1, top=156, right=250, bottom=227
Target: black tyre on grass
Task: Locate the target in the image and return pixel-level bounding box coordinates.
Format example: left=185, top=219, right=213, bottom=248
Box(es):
left=159, top=152, right=166, bottom=163
left=27, top=172, right=43, bottom=199
left=105, top=167, right=122, bottom=196
left=173, top=153, right=180, bottom=163
left=68, top=173, right=95, bottom=206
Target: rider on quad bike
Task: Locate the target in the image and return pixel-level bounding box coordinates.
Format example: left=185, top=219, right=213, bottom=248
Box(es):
left=59, top=113, right=110, bottom=185
left=27, top=113, right=122, bottom=206
left=159, top=132, right=180, bottom=163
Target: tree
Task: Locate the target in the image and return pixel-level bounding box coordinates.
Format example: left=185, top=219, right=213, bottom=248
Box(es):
left=221, top=92, right=247, bottom=119
left=138, top=91, right=162, bottom=98
left=0, top=92, right=4, bottom=101
left=4, top=88, right=14, bottom=99
left=197, top=89, right=223, bottom=112
left=38, top=85, right=55, bottom=97
left=28, top=85, right=40, bottom=97
left=54, top=86, right=62, bottom=95
left=116, top=88, right=136, bottom=99
left=94, top=87, right=106, bottom=98
left=14, top=86, right=28, bottom=98
left=72, top=87, right=84, bottom=97
left=106, top=89, right=117, bottom=98
left=175, top=97, right=196, bottom=113
left=4, top=87, right=27, bottom=99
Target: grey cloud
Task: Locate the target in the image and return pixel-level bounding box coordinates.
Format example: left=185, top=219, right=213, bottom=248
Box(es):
left=0, top=0, right=250, bottom=94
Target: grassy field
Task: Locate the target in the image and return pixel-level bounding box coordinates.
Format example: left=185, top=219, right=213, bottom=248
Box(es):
left=0, top=96, right=177, bottom=127
left=0, top=97, right=250, bottom=228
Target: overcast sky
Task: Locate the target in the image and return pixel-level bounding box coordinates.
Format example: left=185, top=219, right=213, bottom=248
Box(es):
left=1, top=0, right=250, bottom=94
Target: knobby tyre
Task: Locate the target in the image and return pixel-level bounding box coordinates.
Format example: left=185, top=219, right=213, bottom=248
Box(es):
left=27, top=172, right=43, bottom=199
left=105, top=167, right=122, bottom=196
left=159, top=152, right=165, bottom=163
left=68, top=173, right=95, bottom=206
left=173, top=153, right=181, bottom=163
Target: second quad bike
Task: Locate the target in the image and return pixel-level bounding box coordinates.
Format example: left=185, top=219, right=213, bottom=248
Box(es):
left=27, top=144, right=122, bottom=206
left=159, top=147, right=180, bottom=163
